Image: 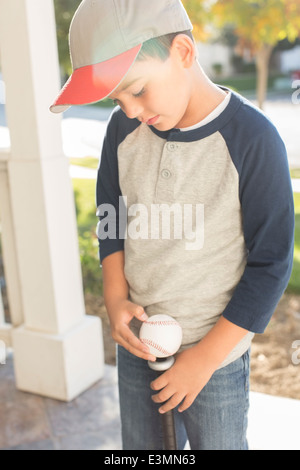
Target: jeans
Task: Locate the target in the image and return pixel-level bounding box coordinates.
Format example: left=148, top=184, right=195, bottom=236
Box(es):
left=117, top=345, right=250, bottom=450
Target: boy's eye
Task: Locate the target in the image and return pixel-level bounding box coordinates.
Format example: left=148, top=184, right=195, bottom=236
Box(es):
left=133, top=87, right=145, bottom=98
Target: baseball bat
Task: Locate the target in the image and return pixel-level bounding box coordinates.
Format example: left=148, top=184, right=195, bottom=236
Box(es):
left=148, top=356, right=177, bottom=450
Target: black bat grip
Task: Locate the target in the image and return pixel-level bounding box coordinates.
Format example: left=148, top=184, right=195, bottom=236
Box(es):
left=162, top=409, right=177, bottom=450
left=148, top=356, right=178, bottom=451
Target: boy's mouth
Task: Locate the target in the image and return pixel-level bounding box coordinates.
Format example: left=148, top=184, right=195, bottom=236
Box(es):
left=146, top=115, right=160, bottom=126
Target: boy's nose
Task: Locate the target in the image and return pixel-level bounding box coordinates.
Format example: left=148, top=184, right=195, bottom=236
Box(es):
left=124, top=102, right=144, bottom=120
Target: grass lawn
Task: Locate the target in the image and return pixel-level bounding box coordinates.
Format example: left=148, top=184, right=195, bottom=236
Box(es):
left=72, top=178, right=102, bottom=294
left=69, top=157, right=99, bottom=170
left=291, top=168, right=300, bottom=179
left=289, top=192, right=300, bottom=293
left=72, top=178, right=97, bottom=229
left=217, top=73, right=290, bottom=94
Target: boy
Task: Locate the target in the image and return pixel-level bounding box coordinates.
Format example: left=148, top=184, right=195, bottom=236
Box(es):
left=50, top=0, right=294, bottom=450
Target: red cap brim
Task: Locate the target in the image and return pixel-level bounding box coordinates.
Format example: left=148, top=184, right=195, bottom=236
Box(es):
left=50, top=45, right=142, bottom=113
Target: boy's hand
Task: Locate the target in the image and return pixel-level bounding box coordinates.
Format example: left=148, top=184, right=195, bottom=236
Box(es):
left=150, top=317, right=249, bottom=413
left=150, top=346, right=216, bottom=413
left=108, top=299, right=157, bottom=362
left=101, top=252, right=156, bottom=361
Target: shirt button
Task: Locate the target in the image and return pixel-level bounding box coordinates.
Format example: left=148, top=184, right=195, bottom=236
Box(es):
left=161, top=169, right=171, bottom=179
left=167, top=143, right=177, bottom=152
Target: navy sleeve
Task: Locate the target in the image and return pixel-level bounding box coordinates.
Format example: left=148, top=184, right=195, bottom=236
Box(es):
left=220, top=109, right=294, bottom=334
left=96, top=110, right=124, bottom=262
left=96, top=109, right=140, bottom=262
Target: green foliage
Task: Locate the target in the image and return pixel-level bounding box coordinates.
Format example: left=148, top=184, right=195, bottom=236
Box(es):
left=54, top=0, right=81, bottom=76
left=72, top=179, right=103, bottom=295
left=288, top=193, right=300, bottom=293
left=218, top=72, right=288, bottom=92
left=78, top=231, right=102, bottom=295
left=213, top=0, right=300, bottom=51
left=182, top=0, right=211, bottom=41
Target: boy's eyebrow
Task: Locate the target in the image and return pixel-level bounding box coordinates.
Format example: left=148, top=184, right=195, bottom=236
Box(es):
left=109, top=77, right=142, bottom=101
left=121, top=77, right=142, bottom=91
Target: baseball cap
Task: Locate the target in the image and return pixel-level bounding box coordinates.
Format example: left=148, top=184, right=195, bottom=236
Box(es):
left=50, top=0, right=192, bottom=113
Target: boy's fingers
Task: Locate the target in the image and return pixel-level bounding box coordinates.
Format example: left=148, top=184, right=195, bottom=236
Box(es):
left=109, top=302, right=153, bottom=360
left=158, top=392, right=185, bottom=414
left=151, top=373, right=168, bottom=391
left=151, top=383, right=175, bottom=404
left=123, top=327, right=146, bottom=350
left=178, top=393, right=197, bottom=413
left=118, top=325, right=156, bottom=361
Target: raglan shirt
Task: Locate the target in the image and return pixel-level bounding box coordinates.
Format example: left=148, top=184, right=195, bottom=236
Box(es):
left=96, top=90, right=295, bottom=368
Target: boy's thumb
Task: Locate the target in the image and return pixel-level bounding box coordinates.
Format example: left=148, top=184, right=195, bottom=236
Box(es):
left=135, top=306, right=148, bottom=322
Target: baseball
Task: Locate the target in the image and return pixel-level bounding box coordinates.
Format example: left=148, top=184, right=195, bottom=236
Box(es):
left=139, top=314, right=182, bottom=358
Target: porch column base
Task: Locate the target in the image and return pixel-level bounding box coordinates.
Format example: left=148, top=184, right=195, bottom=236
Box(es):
left=12, top=315, right=104, bottom=401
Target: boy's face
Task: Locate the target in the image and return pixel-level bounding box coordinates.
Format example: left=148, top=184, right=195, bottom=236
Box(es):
left=108, top=46, right=194, bottom=131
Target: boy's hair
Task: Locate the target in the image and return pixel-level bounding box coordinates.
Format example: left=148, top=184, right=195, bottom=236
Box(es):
left=137, top=30, right=194, bottom=61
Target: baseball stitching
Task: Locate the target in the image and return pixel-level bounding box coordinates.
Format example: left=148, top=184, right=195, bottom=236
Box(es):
left=146, top=320, right=180, bottom=327
left=140, top=338, right=172, bottom=356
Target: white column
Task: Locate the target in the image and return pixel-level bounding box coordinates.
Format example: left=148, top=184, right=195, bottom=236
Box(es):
left=0, top=285, right=9, bottom=365
left=0, top=162, right=7, bottom=332
left=0, top=284, right=4, bottom=325
left=0, top=154, right=14, bottom=355
left=0, top=152, right=23, bottom=328
left=0, top=0, right=104, bottom=400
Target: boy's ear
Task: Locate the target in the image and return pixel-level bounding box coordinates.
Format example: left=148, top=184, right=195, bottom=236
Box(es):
left=170, top=34, right=196, bottom=69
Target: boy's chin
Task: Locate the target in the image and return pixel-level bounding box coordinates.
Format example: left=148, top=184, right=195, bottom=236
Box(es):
left=152, top=120, right=177, bottom=132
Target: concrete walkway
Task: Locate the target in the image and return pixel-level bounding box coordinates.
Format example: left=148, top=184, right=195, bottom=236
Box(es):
left=0, top=353, right=122, bottom=450
left=1, top=352, right=300, bottom=450
left=292, top=178, right=300, bottom=193
left=248, top=392, right=300, bottom=451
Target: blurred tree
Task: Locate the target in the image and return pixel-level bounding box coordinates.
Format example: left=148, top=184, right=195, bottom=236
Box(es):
left=182, top=0, right=211, bottom=41
left=212, top=0, right=300, bottom=109
left=54, top=0, right=81, bottom=77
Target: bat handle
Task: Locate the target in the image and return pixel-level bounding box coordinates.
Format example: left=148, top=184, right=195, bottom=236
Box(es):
left=162, top=409, right=177, bottom=450
left=148, top=356, right=178, bottom=451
